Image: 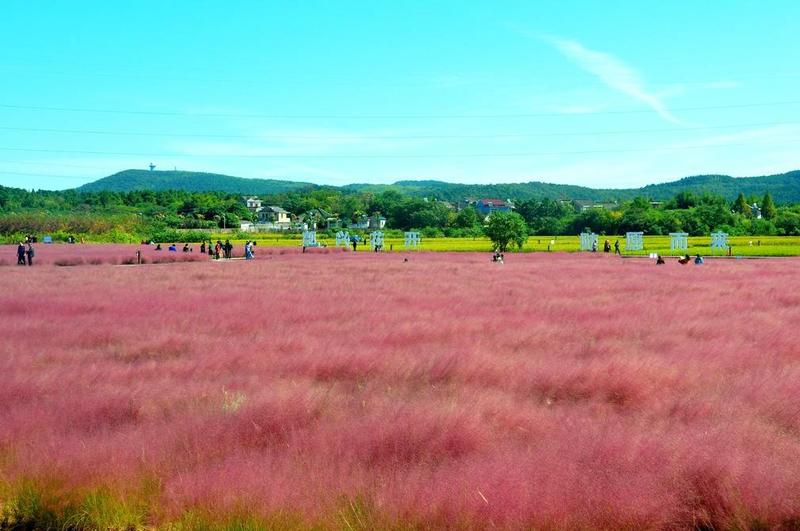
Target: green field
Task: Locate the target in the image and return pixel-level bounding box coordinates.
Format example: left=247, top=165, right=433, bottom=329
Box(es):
left=213, top=234, right=800, bottom=256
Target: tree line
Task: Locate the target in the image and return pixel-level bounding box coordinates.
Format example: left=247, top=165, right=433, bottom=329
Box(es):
left=1, top=184, right=798, bottom=240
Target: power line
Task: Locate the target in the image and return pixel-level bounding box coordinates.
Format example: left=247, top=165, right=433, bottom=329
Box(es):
left=1, top=137, right=799, bottom=160
left=2, top=63, right=798, bottom=87
left=0, top=120, right=798, bottom=140
left=0, top=159, right=115, bottom=171
left=2, top=99, right=800, bottom=119
left=0, top=170, right=89, bottom=180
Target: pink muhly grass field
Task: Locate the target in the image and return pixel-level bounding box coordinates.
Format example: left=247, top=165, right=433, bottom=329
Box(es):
left=1, top=251, right=800, bottom=528
left=0, top=243, right=208, bottom=267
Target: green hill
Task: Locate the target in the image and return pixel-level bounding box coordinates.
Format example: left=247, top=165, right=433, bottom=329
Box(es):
left=76, top=170, right=316, bottom=195
left=75, top=168, right=800, bottom=203
left=344, top=171, right=800, bottom=202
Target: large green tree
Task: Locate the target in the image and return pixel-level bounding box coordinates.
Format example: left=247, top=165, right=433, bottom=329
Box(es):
left=483, top=211, right=528, bottom=252
left=732, top=192, right=750, bottom=215
left=761, top=191, right=777, bottom=219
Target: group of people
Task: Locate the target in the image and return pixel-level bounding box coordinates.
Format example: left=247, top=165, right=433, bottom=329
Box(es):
left=656, top=253, right=704, bottom=265
left=156, top=243, right=194, bottom=252
left=592, top=239, right=622, bottom=255
left=208, top=240, right=234, bottom=260
left=149, top=239, right=253, bottom=259
left=16, top=242, right=34, bottom=266
left=492, top=251, right=505, bottom=263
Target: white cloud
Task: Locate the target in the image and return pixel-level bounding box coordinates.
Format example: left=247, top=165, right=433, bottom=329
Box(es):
left=548, top=37, right=682, bottom=124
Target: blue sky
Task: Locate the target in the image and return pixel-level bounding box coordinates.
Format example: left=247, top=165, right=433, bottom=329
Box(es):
left=1, top=0, right=799, bottom=190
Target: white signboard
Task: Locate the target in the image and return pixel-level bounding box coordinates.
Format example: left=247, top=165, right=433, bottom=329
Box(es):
left=404, top=231, right=420, bottom=249
left=335, top=231, right=350, bottom=247
left=669, top=232, right=688, bottom=251
left=370, top=231, right=384, bottom=249
left=711, top=231, right=728, bottom=250
left=302, top=230, right=317, bottom=247
left=625, top=232, right=644, bottom=251
left=579, top=232, right=598, bottom=251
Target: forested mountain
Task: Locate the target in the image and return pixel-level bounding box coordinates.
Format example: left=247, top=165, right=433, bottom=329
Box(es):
left=73, top=169, right=800, bottom=203
left=76, top=170, right=316, bottom=195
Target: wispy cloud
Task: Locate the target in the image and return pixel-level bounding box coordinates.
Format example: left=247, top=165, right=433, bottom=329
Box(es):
left=547, top=37, right=682, bottom=124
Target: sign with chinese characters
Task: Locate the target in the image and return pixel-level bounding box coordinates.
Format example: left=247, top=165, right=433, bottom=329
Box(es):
left=302, top=230, right=317, bottom=247
left=335, top=231, right=350, bottom=247
left=404, top=231, right=420, bottom=249
left=625, top=232, right=644, bottom=251
left=370, top=231, right=384, bottom=249
left=669, top=232, right=688, bottom=251
left=579, top=232, right=598, bottom=251
left=710, top=231, right=728, bottom=250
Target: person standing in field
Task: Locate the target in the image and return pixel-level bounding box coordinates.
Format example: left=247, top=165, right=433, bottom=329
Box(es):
left=200, top=242, right=206, bottom=254
left=244, top=241, right=253, bottom=260
left=25, top=243, right=34, bottom=266
left=603, top=240, right=611, bottom=253
left=214, top=241, right=222, bottom=260
left=16, top=242, right=26, bottom=265
left=224, top=240, right=233, bottom=259
left=614, top=239, right=621, bottom=255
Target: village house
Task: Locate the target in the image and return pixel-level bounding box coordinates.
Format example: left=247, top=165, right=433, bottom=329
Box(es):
left=571, top=199, right=619, bottom=212
left=243, top=197, right=262, bottom=211
left=297, top=208, right=341, bottom=230
left=257, top=205, right=291, bottom=225
left=474, top=198, right=514, bottom=216
left=239, top=196, right=293, bottom=231
left=350, top=213, right=387, bottom=230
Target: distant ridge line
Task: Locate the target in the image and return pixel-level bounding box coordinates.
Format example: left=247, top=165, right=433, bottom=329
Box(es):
left=71, top=168, right=800, bottom=203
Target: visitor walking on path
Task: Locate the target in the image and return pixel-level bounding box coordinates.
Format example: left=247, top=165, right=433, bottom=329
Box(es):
left=16, top=242, right=26, bottom=265
left=224, top=240, right=233, bottom=259
left=614, top=240, right=621, bottom=255
left=603, top=240, right=611, bottom=253
left=25, top=243, right=34, bottom=266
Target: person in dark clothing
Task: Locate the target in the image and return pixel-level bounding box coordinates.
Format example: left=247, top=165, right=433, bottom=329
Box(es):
left=25, top=243, right=34, bottom=266
left=155, top=243, right=162, bottom=251
left=603, top=240, right=611, bottom=253
left=200, top=242, right=206, bottom=254
left=614, top=240, right=621, bottom=255
left=655, top=254, right=665, bottom=265
left=17, top=242, right=26, bottom=265
left=183, top=243, right=190, bottom=253
left=678, top=254, right=691, bottom=265
left=224, top=240, right=233, bottom=259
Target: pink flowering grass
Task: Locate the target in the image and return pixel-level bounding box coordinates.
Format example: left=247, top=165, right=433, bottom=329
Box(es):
left=1, top=244, right=208, bottom=267
left=1, top=252, right=800, bottom=528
